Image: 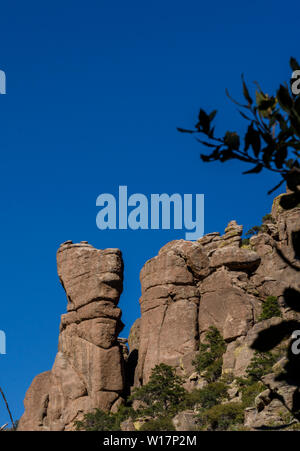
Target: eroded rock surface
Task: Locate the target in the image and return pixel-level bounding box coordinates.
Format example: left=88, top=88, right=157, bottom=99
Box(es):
left=19, top=188, right=300, bottom=430
left=130, top=191, right=300, bottom=429
left=18, top=242, right=125, bottom=431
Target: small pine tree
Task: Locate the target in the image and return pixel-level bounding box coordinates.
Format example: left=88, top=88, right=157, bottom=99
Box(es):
left=245, top=351, right=277, bottom=382
left=259, top=296, right=281, bottom=321
left=130, top=363, right=186, bottom=418
left=192, top=327, right=226, bottom=382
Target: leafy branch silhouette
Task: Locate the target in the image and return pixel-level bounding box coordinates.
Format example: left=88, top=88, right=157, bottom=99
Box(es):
left=179, top=57, right=300, bottom=424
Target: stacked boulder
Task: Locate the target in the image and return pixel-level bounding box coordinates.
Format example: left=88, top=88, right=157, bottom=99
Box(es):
left=18, top=242, right=125, bottom=431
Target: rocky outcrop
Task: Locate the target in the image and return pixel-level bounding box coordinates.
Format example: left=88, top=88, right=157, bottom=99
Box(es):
left=19, top=189, right=300, bottom=430
left=129, top=192, right=300, bottom=428
left=18, top=242, right=125, bottom=431
left=172, top=410, right=198, bottom=431
left=135, top=240, right=204, bottom=385
left=133, top=221, right=263, bottom=386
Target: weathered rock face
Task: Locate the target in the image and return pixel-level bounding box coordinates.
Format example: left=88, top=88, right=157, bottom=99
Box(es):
left=18, top=242, right=125, bottom=431
left=172, top=410, right=199, bottom=431
left=135, top=240, right=204, bottom=385
left=133, top=222, right=263, bottom=385
left=19, top=188, right=300, bottom=430
left=130, top=192, right=300, bottom=429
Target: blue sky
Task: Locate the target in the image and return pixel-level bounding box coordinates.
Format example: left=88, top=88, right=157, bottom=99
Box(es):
left=0, top=0, right=298, bottom=426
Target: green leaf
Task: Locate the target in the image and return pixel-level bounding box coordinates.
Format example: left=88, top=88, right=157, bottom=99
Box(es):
left=242, top=74, right=253, bottom=105
left=201, top=154, right=214, bottom=162
left=274, top=112, right=288, bottom=132
left=286, top=158, right=296, bottom=169
left=290, top=115, right=300, bottom=138
left=196, top=138, right=216, bottom=148
left=209, top=110, right=217, bottom=121
left=274, top=146, right=288, bottom=169
left=200, top=147, right=221, bottom=162
left=225, top=88, right=248, bottom=108
left=220, top=149, right=234, bottom=162
left=243, top=163, right=263, bottom=174
left=177, top=127, right=195, bottom=133
left=244, top=123, right=261, bottom=157
left=262, top=145, right=274, bottom=167
left=224, top=131, right=240, bottom=150
left=294, top=96, right=300, bottom=116
left=257, top=97, right=276, bottom=112
left=255, top=90, right=266, bottom=106
left=238, top=110, right=252, bottom=121
left=290, top=57, right=300, bottom=72
left=277, top=84, right=293, bottom=113
left=197, top=109, right=210, bottom=133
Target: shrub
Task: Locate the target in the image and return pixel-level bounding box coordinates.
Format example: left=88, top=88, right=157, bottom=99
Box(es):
left=239, top=380, right=264, bottom=408
left=262, top=213, right=275, bottom=224
left=74, top=409, right=120, bottom=431
left=259, top=296, right=281, bottom=321
left=74, top=404, right=137, bottom=431
left=245, top=351, right=277, bottom=382
left=140, top=416, right=175, bottom=431
left=203, top=359, right=223, bottom=382
left=197, top=402, right=244, bottom=431
left=241, top=238, right=250, bottom=246
left=185, top=381, right=228, bottom=410
left=245, top=225, right=261, bottom=238
left=192, top=327, right=226, bottom=382
left=130, top=363, right=187, bottom=418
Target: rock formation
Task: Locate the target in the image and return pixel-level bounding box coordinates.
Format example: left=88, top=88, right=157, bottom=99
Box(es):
left=129, top=190, right=300, bottom=428
left=18, top=189, right=300, bottom=430
left=133, top=220, right=262, bottom=387
left=18, top=241, right=125, bottom=431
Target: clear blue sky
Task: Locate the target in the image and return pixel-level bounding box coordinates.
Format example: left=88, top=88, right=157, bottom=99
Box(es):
left=0, top=0, right=298, bottom=426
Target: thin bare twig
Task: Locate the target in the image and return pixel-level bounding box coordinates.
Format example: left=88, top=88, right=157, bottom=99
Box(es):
left=0, top=387, right=16, bottom=430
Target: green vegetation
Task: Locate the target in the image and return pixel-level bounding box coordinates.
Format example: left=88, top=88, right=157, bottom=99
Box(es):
left=74, top=342, right=282, bottom=431
left=241, top=238, right=250, bottom=246
left=74, top=405, right=137, bottom=431
left=235, top=378, right=264, bottom=408
left=262, top=213, right=275, bottom=224
left=192, top=327, right=226, bottom=382
left=245, top=225, right=262, bottom=238
left=242, top=213, right=275, bottom=241
left=259, top=296, right=281, bottom=321
left=178, top=56, right=300, bottom=422
left=140, top=416, right=175, bottom=431
left=178, top=57, right=300, bottom=198
left=184, top=381, right=228, bottom=410
left=130, top=363, right=186, bottom=418
left=197, top=402, right=244, bottom=431
left=75, top=409, right=121, bottom=431
left=245, top=351, right=277, bottom=382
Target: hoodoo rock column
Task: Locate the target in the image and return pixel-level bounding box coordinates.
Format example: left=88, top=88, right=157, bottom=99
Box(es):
left=18, top=241, right=125, bottom=431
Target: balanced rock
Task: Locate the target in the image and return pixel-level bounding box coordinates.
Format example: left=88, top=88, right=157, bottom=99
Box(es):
left=18, top=242, right=125, bottom=431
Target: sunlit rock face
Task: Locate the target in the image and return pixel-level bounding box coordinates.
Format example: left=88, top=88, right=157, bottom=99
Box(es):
left=18, top=242, right=125, bottom=431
